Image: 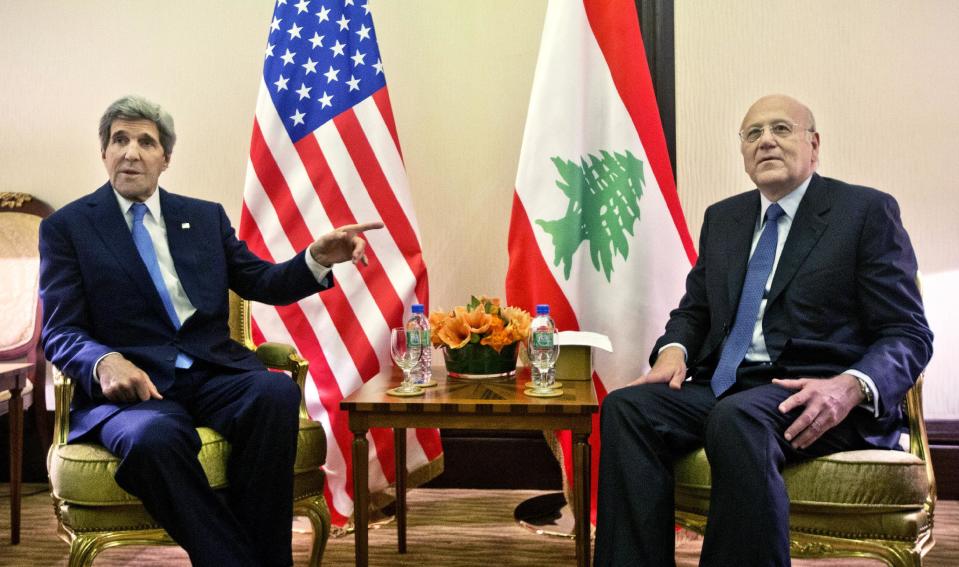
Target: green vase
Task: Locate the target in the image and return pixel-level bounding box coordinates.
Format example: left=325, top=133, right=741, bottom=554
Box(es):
left=442, top=342, right=518, bottom=378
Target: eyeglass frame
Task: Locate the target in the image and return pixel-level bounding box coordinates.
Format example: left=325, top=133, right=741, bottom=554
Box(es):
left=738, top=121, right=816, bottom=143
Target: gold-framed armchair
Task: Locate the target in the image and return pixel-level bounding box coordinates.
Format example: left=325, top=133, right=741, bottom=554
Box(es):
left=673, top=375, right=935, bottom=567
left=46, top=291, right=331, bottom=566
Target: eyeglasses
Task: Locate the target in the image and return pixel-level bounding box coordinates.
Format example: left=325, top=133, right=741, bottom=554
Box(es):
left=738, top=122, right=813, bottom=143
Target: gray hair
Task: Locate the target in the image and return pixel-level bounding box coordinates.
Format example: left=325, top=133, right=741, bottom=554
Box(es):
left=98, top=95, right=176, bottom=157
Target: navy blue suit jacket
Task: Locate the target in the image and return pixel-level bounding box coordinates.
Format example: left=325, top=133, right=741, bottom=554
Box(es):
left=39, top=183, right=330, bottom=441
left=652, top=174, right=933, bottom=446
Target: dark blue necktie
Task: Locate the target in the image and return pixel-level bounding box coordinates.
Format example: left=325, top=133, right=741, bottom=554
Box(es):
left=711, top=203, right=785, bottom=396
left=130, top=203, right=193, bottom=369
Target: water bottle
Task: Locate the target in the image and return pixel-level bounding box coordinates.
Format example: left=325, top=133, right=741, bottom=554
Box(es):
left=529, top=304, right=557, bottom=388
left=406, top=304, right=432, bottom=385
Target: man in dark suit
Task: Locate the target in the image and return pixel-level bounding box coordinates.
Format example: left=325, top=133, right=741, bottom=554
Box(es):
left=39, top=95, right=382, bottom=566
left=593, top=94, right=933, bottom=566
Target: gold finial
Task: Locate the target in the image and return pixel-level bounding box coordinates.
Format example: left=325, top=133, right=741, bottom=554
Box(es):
left=0, top=192, right=33, bottom=208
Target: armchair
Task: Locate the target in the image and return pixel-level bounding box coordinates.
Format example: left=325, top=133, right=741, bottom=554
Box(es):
left=673, top=375, right=935, bottom=567
left=47, top=291, right=331, bottom=566
left=1, top=192, right=54, bottom=544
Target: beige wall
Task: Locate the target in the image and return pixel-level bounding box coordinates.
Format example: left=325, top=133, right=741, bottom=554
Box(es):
left=0, top=1, right=275, bottom=218
left=1, top=1, right=956, bottom=416
left=675, top=1, right=959, bottom=274
left=371, top=1, right=546, bottom=308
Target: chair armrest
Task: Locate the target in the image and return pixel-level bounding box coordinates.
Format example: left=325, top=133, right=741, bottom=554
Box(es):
left=50, top=343, right=313, bottom=450
left=255, top=342, right=312, bottom=421
left=906, top=373, right=936, bottom=515
left=49, top=366, right=75, bottom=473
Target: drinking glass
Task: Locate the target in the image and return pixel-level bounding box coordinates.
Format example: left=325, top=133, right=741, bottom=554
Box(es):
left=391, top=327, right=423, bottom=395
left=527, top=336, right=560, bottom=393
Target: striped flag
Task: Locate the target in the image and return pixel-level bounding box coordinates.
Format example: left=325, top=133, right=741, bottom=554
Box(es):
left=505, top=0, right=696, bottom=523
left=239, top=0, right=442, bottom=527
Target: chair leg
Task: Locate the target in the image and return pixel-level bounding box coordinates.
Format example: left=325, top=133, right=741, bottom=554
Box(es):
left=9, top=386, right=23, bottom=545
left=881, top=546, right=923, bottom=567
left=68, top=534, right=103, bottom=567
left=295, top=495, right=332, bottom=567
left=31, top=356, right=52, bottom=457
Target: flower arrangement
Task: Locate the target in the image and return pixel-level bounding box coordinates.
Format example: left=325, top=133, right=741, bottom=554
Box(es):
left=429, top=295, right=532, bottom=352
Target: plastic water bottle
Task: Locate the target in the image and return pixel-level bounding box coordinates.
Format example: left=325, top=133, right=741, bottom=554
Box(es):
left=529, top=304, right=557, bottom=388
left=406, top=304, right=432, bottom=385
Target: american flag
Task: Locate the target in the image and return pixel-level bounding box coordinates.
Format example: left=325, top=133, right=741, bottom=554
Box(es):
left=239, top=0, right=442, bottom=527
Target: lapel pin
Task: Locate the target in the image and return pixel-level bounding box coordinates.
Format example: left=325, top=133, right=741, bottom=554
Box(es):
left=181, top=222, right=191, bottom=229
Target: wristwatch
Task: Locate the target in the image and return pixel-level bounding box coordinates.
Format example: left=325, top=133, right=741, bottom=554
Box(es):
left=853, top=375, right=873, bottom=404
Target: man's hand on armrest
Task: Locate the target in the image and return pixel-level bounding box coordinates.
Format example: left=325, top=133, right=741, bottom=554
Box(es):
left=97, top=353, right=163, bottom=403
left=627, top=346, right=687, bottom=390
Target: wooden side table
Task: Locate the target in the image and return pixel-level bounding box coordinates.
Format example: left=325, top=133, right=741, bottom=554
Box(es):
left=1, top=361, right=31, bottom=545
left=341, top=366, right=599, bottom=567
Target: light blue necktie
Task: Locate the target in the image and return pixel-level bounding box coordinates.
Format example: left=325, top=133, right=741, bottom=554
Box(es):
left=130, top=203, right=193, bottom=369
left=711, top=203, right=785, bottom=397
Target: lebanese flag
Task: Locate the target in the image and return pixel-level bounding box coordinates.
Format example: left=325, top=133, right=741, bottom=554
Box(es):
left=505, top=0, right=696, bottom=524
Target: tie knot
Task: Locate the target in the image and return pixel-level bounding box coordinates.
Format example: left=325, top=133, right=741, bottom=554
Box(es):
left=130, top=202, right=148, bottom=223
left=765, top=203, right=785, bottom=223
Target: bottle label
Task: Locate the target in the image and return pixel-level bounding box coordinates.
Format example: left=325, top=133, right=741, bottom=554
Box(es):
left=533, top=331, right=553, bottom=348
left=407, top=329, right=422, bottom=347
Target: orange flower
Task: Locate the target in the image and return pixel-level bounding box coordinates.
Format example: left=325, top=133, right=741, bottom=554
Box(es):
left=501, top=306, right=531, bottom=342
left=480, top=316, right=512, bottom=352
left=476, top=295, right=501, bottom=307
left=435, top=314, right=471, bottom=349
left=428, top=311, right=450, bottom=346
left=456, top=305, right=492, bottom=335
left=429, top=296, right=531, bottom=350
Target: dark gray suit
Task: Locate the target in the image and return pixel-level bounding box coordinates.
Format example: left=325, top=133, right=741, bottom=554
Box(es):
left=594, top=174, right=933, bottom=566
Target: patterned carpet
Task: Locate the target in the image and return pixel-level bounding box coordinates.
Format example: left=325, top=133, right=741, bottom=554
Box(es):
left=0, top=485, right=955, bottom=566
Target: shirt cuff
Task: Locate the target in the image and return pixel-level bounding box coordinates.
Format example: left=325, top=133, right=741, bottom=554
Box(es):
left=658, top=343, right=688, bottom=361
left=93, top=352, right=121, bottom=384
left=304, top=249, right=333, bottom=282
left=845, top=369, right=880, bottom=417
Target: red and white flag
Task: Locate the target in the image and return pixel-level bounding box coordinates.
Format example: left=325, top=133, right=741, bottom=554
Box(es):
left=239, top=0, right=442, bottom=527
left=505, top=0, right=696, bottom=523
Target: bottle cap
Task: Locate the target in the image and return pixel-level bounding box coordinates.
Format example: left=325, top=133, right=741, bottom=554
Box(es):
left=535, top=304, right=550, bottom=315
left=411, top=304, right=425, bottom=314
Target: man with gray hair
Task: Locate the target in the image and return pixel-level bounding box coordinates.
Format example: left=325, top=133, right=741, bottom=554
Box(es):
left=39, top=95, right=381, bottom=566
left=594, top=95, right=933, bottom=566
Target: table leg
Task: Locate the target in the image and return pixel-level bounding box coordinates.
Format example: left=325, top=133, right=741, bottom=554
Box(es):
left=394, top=428, right=407, bottom=553
left=352, top=430, right=369, bottom=567
left=9, top=385, right=22, bottom=545
left=573, top=433, right=590, bottom=567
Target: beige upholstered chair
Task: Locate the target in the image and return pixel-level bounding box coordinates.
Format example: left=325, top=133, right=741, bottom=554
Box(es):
left=1, top=192, right=54, bottom=544
left=0, top=193, right=54, bottom=449
left=47, top=292, right=331, bottom=566
left=674, top=375, right=935, bottom=567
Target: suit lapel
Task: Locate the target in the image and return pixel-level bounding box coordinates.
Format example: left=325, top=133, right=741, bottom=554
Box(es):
left=725, top=192, right=761, bottom=309
left=767, top=175, right=830, bottom=305
left=86, top=183, right=170, bottom=321
left=159, top=189, right=203, bottom=312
